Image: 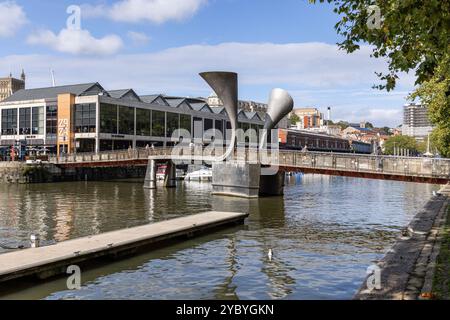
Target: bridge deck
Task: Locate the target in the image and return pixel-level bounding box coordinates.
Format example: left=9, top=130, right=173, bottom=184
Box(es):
left=48, top=148, right=450, bottom=184
left=0, top=211, right=248, bottom=283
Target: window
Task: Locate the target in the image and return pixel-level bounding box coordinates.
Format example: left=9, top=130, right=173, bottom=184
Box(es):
left=118, top=106, right=134, bottom=135
left=32, top=107, right=44, bottom=134
left=204, top=118, right=213, bottom=132
left=19, top=107, right=31, bottom=135
left=166, top=112, right=179, bottom=138
left=215, top=120, right=223, bottom=138
left=180, top=114, right=191, bottom=134
left=239, top=122, right=250, bottom=132
left=75, top=103, right=96, bottom=133
left=152, top=110, right=165, bottom=137
left=1, top=108, right=17, bottom=135
left=100, top=103, right=118, bottom=134
left=193, top=117, right=203, bottom=140
left=136, top=108, right=151, bottom=136
left=46, top=106, right=57, bottom=135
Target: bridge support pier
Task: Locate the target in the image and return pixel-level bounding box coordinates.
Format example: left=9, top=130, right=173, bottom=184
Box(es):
left=212, top=161, right=261, bottom=198
left=211, top=162, right=285, bottom=198
left=259, top=171, right=285, bottom=196
left=164, top=160, right=177, bottom=188
left=144, top=159, right=157, bottom=189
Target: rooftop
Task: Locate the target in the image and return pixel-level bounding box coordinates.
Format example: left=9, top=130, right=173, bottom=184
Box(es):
left=1, top=82, right=104, bottom=103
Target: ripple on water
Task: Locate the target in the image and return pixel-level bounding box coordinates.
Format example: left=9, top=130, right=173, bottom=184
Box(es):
left=0, top=175, right=439, bottom=299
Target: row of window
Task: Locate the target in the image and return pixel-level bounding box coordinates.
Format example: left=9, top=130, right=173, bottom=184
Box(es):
left=99, top=103, right=254, bottom=139
left=1, top=107, right=44, bottom=135
left=1, top=104, right=263, bottom=139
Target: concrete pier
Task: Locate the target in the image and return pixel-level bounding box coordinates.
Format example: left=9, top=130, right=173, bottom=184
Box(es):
left=144, top=159, right=157, bottom=189
left=259, top=171, right=285, bottom=196
left=0, top=211, right=248, bottom=283
left=211, top=161, right=261, bottom=198
left=164, top=160, right=177, bottom=188
left=211, top=162, right=286, bottom=198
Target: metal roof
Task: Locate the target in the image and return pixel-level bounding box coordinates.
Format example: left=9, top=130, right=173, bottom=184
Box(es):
left=1, top=82, right=104, bottom=102
left=166, top=98, right=186, bottom=108
left=108, top=89, right=141, bottom=101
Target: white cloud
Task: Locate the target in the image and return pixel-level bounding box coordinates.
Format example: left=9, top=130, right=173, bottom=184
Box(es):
left=127, top=31, right=151, bottom=45
left=0, top=1, right=27, bottom=37
left=82, top=0, right=207, bottom=24
left=0, top=42, right=414, bottom=126
left=27, top=28, right=123, bottom=56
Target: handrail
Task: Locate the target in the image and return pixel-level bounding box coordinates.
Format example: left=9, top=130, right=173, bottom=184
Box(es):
left=48, top=147, right=450, bottom=180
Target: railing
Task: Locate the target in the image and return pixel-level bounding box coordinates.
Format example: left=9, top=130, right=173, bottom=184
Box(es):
left=276, top=150, right=450, bottom=180
left=49, top=147, right=174, bottom=164
left=49, top=148, right=450, bottom=180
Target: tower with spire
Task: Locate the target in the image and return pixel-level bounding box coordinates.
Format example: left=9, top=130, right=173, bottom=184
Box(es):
left=0, top=69, right=26, bottom=101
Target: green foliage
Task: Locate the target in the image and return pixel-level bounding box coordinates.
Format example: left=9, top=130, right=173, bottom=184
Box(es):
left=384, top=135, right=418, bottom=155
left=290, top=113, right=301, bottom=125
left=430, top=127, right=450, bottom=158
left=336, top=121, right=350, bottom=130
left=380, top=126, right=392, bottom=135
left=311, top=0, right=450, bottom=157
left=411, top=56, right=450, bottom=157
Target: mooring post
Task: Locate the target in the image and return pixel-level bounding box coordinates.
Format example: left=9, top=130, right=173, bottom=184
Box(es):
left=164, top=160, right=177, bottom=188
left=144, top=159, right=157, bottom=189
left=30, top=234, right=40, bottom=248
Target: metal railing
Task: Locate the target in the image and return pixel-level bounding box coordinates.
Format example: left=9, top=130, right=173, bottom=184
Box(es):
left=49, top=147, right=450, bottom=180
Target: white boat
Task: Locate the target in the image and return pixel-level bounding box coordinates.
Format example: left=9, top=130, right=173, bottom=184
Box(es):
left=185, top=168, right=212, bottom=182
left=156, top=166, right=186, bottom=181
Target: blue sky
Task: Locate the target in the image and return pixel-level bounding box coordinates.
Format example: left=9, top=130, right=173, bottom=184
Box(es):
left=0, top=0, right=415, bottom=127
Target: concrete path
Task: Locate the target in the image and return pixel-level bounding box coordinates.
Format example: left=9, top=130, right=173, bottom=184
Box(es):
left=0, top=211, right=248, bottom=283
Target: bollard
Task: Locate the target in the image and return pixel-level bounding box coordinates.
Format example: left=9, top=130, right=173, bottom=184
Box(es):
left=30, top=234, right=40, bottom=248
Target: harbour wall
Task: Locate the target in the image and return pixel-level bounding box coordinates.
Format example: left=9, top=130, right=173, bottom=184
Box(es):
left=0, top=162, right=147, bottom=184
left=354, top=183, right=450, bottom=300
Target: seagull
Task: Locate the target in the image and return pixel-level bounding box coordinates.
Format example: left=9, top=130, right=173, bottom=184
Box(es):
left=268, top=249, right=273, bottom=261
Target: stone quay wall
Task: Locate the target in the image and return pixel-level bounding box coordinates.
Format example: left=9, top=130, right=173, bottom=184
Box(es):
left=354, top=183, right=450, bottom=300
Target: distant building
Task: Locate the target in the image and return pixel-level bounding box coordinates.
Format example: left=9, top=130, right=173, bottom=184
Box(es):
left=0, top=70, right=25, bottom=101
left=207, top=92, right=267, bottom=113
left=402, top=103, right=434, bottom=142
left=206, top=92, right=290, bottom=128
left=325, top=125, right=342, bottom=136
left=290, top=108, right=324, bottom=129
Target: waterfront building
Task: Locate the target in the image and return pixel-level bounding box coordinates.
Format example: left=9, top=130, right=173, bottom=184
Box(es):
left=0, top=82, right=264, bottom=155
left=290, top=108, right=324, bottom=129
left=402, top=103, right=434, bottom=142
left=0, top=70, right=25, bottom=102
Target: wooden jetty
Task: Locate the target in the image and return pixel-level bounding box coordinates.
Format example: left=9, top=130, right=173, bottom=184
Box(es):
left=0, top=211, right=248, bottom=283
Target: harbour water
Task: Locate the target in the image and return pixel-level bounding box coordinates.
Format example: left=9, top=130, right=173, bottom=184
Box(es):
left=0, top=175, right=439, bottom=299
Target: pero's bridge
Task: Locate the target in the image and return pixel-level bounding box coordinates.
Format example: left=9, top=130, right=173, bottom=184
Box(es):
left=50, top=147, right=450, bottom=186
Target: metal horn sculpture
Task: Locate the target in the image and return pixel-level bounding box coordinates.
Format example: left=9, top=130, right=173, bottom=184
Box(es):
left=260, top=88, right=294, bottom=150
left=199, top=71, right=238, bottom=161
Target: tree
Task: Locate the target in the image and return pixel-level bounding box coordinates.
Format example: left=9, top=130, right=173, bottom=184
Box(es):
left=336, top=121, right=350, bottom=130
left=384, top=135, right=419, bottom=155
left=380, top=126, right=392, bottom=136
left=365, top=122, right=374, bottom=129
left=311, top=0, right=450, bottom=157
left=290, top=113, right=301, bottom=125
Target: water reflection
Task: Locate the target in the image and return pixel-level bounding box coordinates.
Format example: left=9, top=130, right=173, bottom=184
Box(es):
left=0, top=175, right=439, bottom=299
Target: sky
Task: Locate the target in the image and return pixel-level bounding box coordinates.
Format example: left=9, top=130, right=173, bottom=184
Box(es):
left=0, top=0, right=417, bottom=127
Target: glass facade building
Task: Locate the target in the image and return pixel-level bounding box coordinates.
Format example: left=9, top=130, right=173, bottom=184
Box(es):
left=0, top=82, right=265, bottom=153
